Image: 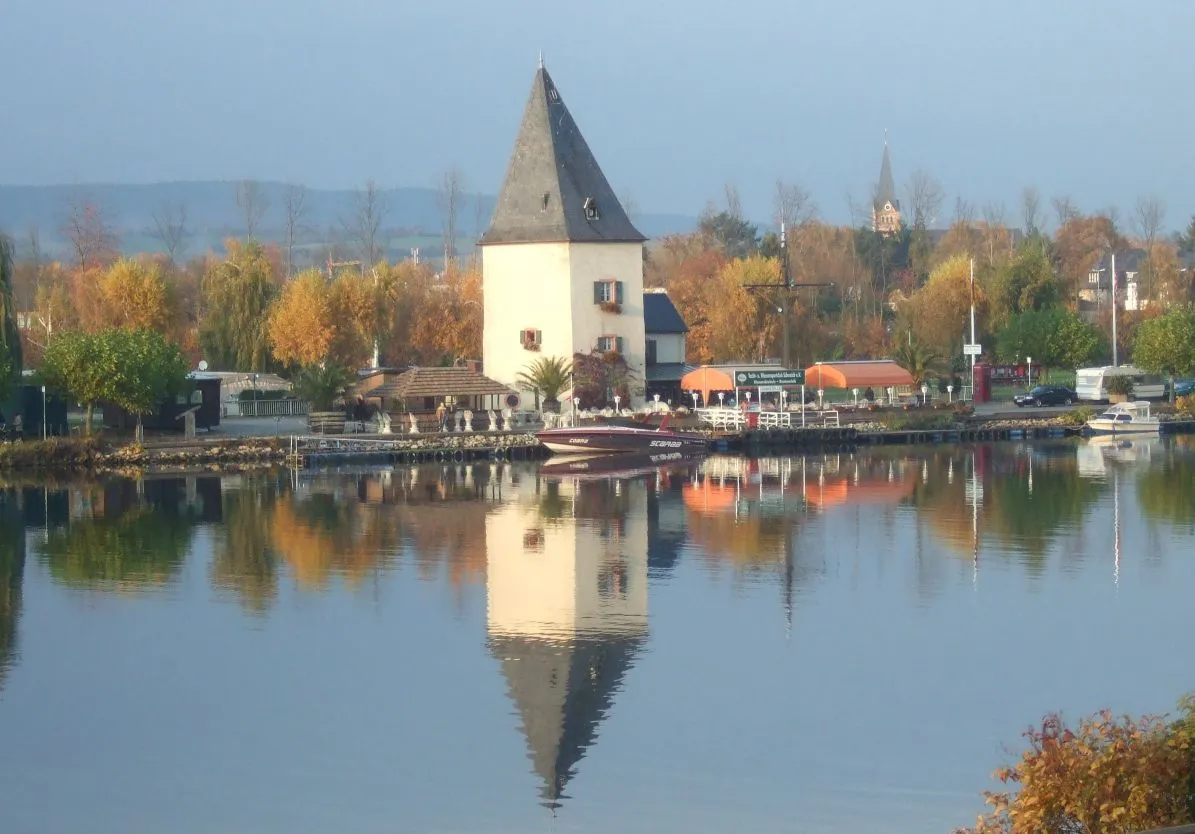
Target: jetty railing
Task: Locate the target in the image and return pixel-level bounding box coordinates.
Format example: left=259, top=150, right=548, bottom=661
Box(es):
left=227, top=399, right=310, bottom=418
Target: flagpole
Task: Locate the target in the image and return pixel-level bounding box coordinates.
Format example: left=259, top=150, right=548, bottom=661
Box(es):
left=969, top=258, right=977, bottom=370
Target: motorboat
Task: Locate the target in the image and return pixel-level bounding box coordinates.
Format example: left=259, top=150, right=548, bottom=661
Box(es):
left=536, top=415, right=710, bottom=455
left=1084, top=401, right=1161, bottom=435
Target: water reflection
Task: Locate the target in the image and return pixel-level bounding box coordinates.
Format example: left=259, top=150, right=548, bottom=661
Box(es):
left=0, top=490, right=24, bottom=693
left=1, top=440, right=1194, bottom=831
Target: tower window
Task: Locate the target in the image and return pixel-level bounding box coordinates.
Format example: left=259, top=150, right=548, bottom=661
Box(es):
left=542, top=192, right=550, bottom=211
left=583, top=196, right=598, bottom=220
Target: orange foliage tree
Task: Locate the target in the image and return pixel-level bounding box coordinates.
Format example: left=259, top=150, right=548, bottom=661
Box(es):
left=75, top=258, right=176, bottom=334
left=899, top=255, right=985, bottom=358
left=960, top=699, right=1195, bottom=834
left=267, top=268, right=335, bottom=367
left=1053, top=215, right=1124, bottom=309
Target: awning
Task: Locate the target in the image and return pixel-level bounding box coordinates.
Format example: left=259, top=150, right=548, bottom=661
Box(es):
left=646, top=362, right=692, bottom=383
left=803, top=360, right=914, bottom=389
left=680, top=367, right=734, bottom=406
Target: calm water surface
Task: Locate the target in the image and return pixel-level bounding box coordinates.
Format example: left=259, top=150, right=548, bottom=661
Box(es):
left=2, top=438, right=1194, bottom=834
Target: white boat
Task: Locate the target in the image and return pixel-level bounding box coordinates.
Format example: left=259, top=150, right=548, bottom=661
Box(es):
left=1084, top=401, right=1161, bottom=435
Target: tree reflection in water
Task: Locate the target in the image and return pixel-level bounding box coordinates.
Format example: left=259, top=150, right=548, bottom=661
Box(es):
left=0, top=489, right=25, bottom=693
left=36, top=478, right=211, bottom=591
left=1137, top=442, right=1195, bottom=529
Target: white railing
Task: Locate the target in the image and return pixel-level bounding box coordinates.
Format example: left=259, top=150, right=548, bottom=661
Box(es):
left=695, top=407, right=745, bottom=430
left=819, top=409, right=840, bottom=427
left=227, top=399, right=310, bottom=418
left=758, top=411, right=792, bottom=428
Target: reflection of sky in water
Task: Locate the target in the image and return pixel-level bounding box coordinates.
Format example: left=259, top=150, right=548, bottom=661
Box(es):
left=0, top=439, right=1192, bottom=834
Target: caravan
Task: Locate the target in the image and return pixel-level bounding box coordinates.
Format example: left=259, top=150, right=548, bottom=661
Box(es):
left=1074, top=365, right=1165, bottom=402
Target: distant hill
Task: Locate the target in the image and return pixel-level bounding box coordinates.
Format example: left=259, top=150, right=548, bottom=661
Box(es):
left=0, top=181, right=697, bottom=263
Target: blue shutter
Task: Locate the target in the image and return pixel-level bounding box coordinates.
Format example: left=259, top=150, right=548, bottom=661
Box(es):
left=615, top=281, right=624, bottom=304
left=593, top=281, right=602, bottom=303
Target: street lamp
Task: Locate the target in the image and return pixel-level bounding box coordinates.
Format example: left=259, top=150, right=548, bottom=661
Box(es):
left=921, top=384, right=929, bottom=405
left=947, top=384, right=954, bottom=403
left=41, top=385, right=46, bottom=439
left=691, top=391, right=699, bottom=410
left=717, top=392, right=725, bottom=407
left=1026, top=356, right=1033, bottom=389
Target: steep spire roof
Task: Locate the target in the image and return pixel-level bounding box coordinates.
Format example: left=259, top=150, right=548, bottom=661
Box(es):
left=874, top=138, right=898, bottom=211
left=490, top=634, right=643, bottom=810
left=481, top=66, right=645, bottom=246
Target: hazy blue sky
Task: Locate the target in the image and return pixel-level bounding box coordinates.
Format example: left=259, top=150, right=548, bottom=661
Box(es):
left=1, top=0, right=1191, bottom=226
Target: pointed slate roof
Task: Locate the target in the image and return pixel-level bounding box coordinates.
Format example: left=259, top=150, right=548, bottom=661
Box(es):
left=481, top=67, right=645, bottom=246
left=874, top=141, right=899, bottom=211
left=489, top=633, right=643, bottom=810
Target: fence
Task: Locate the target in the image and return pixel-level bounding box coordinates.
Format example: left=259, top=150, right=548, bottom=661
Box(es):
left=226, top=399, right=310, bottom=418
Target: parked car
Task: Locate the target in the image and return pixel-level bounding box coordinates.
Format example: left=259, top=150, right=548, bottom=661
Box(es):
left=1014, top=385, right=1078, bottom=407
left=1165, top=379, right=1195, bottom=398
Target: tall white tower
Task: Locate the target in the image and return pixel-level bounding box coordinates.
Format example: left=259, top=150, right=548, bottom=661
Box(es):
left=480, top=65, right=647, bottom=406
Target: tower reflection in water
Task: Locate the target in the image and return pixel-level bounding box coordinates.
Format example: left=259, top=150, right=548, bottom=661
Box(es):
left=484, top=458, right=690, bottom=811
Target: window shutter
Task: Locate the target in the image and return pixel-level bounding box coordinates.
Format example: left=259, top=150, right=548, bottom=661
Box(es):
left=616, top=281, right=624, bottom=304
left=616, top=336, right=624, bottom=354
left=594, top=281, right=602, bottom=304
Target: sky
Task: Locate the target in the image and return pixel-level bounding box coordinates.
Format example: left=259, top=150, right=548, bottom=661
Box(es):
left=0, top=0, right=1191, bottom=227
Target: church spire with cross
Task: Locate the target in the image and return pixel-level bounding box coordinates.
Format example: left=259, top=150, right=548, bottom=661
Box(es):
left=872, top=132, right=901, bottom=235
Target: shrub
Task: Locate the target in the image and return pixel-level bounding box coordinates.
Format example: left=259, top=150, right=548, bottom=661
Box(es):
left=1106, top=375, right=1135, bottom=397
left=237, top=388, right=286, bottom=402
left=957, top=696, right=1195, bottom=834
left=878, top=412, right=958, bottom=431
left=1059, top=405, right=1097, bottom=426
left=1177, top=395, right=1195, bottom=419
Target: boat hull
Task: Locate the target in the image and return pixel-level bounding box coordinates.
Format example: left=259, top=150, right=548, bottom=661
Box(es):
left=537, top=426, right=709, bottom=455
left=1084, top=420, right=1160, bottom=435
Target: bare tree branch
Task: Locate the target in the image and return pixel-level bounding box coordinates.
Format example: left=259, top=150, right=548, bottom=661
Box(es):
left=148, top=202, right=192, bottom=261
left=1134, top=195, right=1166, bottom=302
left=235, top=179, right=269, bottom=240
left=953, top=196, right=975, bottom=226
left=282, top=183, right=310, bottom=278
left=773, top=178, right=816, bottom=230
left=904, top=169, right=944, bottom=230
left=723, top=183, right=743, bottom=221
left=341, top=179, right=388, bottom=268
left=1020, top=186, right=1042, bottom=236
left=436, top=168, right=463, bottom=267
left=1051, top=194, right=1079, bottom=228
left=61, top=190, right=119, bottom=270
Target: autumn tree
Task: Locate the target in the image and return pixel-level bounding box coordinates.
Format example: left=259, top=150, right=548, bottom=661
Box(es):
left=959, top=699, right=1195, bottom=834
left=987, top=243, right=1061, bottom=331
left=198, top=239, right=280, bottom=371
left=1053, top=214, right=1123, bottom=307
left=268, top=269, right=335, bottom=367
left=328, top=268, right=376, bottom=368
left=706, top=256, right=780, bottom=363
left=79, top=258, right=175, bottom=334
left=1133, top=195, right=1166, bottom=303
left=899, top=255, right=982, bottom=358
left=408, top=261, right=482, bottom=364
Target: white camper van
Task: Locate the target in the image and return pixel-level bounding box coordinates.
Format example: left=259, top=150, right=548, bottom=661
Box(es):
left=1074, top=365, right=1165, bottom=402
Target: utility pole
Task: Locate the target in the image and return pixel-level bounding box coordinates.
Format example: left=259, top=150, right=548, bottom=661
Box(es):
left=742, top=222, right=832, bottom=368
left=1111, top=250, right=1118, bottom=367
left=969, top=257, right=977, bottom=374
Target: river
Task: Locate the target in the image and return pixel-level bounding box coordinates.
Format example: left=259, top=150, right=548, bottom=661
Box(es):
left=1, top=437, right=1193, bottom=834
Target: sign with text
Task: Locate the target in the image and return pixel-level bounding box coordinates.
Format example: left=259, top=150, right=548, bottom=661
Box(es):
left=963, top=343, right=982, bottom=356
left=734, top=369, right=806, bottom=386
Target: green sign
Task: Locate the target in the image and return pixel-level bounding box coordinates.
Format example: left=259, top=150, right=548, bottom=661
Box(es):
left=734, top=369, right=805, bottom=386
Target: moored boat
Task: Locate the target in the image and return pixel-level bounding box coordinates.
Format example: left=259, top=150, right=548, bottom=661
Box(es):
left=535, top=416, right=710, bottom=455
left=1084, top=401, right=1161, bottom=435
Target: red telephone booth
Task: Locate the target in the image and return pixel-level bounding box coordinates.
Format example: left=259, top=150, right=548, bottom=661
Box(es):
left=972, top=362, right=992, bottom=404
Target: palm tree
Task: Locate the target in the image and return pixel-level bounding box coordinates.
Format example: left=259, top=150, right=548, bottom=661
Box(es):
left=294, top=363, right=354, bottom=411
left=517, top=356, right=573, bottom=413
left=891, top=338, right=942, bottom=388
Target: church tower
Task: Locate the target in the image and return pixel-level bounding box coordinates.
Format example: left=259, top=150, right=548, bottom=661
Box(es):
left=480, top=63, right=647, bottom=406
left=871, top=137, right=901, bottom=235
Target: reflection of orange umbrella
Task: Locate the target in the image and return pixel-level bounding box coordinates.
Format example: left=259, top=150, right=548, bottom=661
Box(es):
left=683, top=478, right=738, bottom=515
left=681, top=366, right=734, bottom=407
left=804, top=476, right=915, bottom=509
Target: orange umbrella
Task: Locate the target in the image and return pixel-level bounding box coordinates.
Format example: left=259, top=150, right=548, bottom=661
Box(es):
left=681, top=367, right=735, bottom=407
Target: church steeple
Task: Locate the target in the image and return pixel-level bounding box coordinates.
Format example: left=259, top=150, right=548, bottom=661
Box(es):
left=481, top=67, right=645, bottom=246
left=871, top=134, right=901, bottom=235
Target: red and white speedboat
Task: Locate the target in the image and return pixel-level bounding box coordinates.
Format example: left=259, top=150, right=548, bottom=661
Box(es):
left=536, top=416, right=709, bottom=456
